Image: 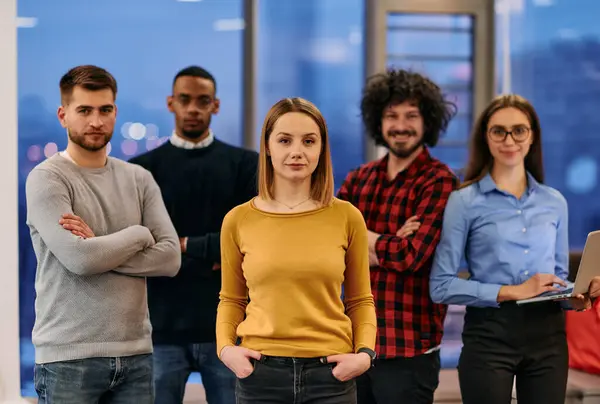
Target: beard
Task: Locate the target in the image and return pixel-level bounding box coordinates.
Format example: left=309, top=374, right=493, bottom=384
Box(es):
left=384, top=130, right=424, bottom=159
left=68, top=128, right=112, bottom=152
left=180, top=116, right=211, bottom=140
left=181, top=129, right=206, bottom=139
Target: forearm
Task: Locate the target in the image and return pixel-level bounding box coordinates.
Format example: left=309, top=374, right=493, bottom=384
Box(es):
left=430, top=276, right=503, bottom=307
left=185, top=233, right=221, bottom=263
left=216, top=299, right=247, bottom=357
left=46, top=224, right=153, bottom=276
left=374, top=176, right=456, bottom=272
left=113, top=167, right=183, bottom=277
left=344, top=207, right=377, bottom=350
left=113, top=236, right=181, bottom=277
left=346, top=296, right=377, bottom=351
left=26, top=168, right=156, bottom=275
left=372, top=233, right=422, bottom=272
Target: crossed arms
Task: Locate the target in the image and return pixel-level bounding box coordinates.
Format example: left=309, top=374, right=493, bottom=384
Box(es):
left=25, top=168, right=181, bottom=277
left=338, top=172, right=458, bottom=273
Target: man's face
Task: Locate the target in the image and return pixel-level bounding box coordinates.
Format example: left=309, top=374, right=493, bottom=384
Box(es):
left=57, top=86, right=116, bottom=152
left=167, top=76, right=220, bottom=141
left=380, top=101, right=425, bottom=158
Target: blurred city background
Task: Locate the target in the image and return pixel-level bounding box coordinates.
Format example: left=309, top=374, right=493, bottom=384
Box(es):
left=15, top=0, right=600, bottom=397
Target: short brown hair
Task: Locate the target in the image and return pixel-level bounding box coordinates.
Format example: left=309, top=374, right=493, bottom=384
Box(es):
left=461, top=94, right=544, bottom=189
left=59, top=65, right=118, bottom=105
left=258, top=97, right=334, bottom=206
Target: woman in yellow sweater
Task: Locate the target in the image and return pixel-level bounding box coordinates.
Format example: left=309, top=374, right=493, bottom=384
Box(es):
left=216, top=97, right=377, bottom=403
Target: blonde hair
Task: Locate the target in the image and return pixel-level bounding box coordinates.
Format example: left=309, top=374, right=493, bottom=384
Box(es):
left=258, top=97, right=334, bottom=206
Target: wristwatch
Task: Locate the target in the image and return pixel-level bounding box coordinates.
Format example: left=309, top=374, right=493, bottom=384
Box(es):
left=357, top=347, right=377, bottom=367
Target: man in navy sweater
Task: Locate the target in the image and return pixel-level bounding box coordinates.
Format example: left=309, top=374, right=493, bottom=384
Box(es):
left=130, top=66, right=258, bottom=404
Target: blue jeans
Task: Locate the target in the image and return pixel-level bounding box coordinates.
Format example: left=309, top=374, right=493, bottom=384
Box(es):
left=34, top=354, right=153, bottom=404
left=153, top=342, right=236, bottom=404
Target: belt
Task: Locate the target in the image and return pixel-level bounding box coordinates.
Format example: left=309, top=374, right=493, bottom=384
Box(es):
left=257, top=354, right=330, bottom=367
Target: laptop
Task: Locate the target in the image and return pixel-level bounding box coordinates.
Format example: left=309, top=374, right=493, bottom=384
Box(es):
left=516, top=230, right=600, bottom=305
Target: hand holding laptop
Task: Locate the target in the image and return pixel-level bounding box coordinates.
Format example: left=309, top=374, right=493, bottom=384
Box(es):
left=569, top=293, right=592, bottom=311
left=516, top=231, right=600, bottom=306
left=514, top=274, right=590, bottom=309
left=569, top=276, right=600, bottom=311
left=509, top=273, right=567, bottom=301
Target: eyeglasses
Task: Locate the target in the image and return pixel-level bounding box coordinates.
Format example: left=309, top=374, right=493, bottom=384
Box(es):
left=176, top=95, right=214, bottom=109
left=488, top=125, right=531, bottom=143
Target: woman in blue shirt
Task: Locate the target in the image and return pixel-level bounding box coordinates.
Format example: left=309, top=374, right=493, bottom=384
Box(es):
left=429, top=94, right=591, bottom=404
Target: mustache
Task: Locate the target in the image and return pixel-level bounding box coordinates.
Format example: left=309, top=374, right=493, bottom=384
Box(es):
left=388, top=130, right=417, bottom=137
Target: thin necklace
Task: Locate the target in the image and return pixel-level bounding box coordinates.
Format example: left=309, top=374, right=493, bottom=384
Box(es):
left=273, top=197, right=311, bottom=210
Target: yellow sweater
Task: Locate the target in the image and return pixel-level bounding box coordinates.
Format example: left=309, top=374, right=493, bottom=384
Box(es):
left=216, top=198, right=377, bottom=358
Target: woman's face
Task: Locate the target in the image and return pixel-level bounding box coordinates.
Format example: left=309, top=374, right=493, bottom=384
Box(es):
left=267, top=112, right=322, bottom=184
left=486, top=107, right=533, bottom=169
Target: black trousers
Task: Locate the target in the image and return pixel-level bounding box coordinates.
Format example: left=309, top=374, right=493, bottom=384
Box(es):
left=235, top=355, right=356, bottom=404
left=458, top=301, right=568, bottom=404
left=356, top=350, right=440, bottom=404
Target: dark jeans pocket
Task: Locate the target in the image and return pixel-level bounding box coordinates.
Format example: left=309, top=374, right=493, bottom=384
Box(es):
left=303, top=364, right=356, bottom=403
left=237, top=358, right=261, bottom=381
left=327, top=364, right=347, bottom=383
left=235, top=359, right=293, bottom=404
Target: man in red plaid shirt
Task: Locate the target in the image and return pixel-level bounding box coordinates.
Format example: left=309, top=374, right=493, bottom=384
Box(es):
left=337, top=69, right=460, bottom=404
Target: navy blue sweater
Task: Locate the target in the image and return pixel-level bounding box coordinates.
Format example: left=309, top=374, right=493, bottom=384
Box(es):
left=130, top=139, right=258, bottom=344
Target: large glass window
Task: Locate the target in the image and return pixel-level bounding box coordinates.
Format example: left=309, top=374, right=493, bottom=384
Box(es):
left=497, top=0, right=600, bottom=250
left=17, top=0, right=243, bottom=396
left=257, top=0, right=365, bottom=189
left=386, top=13, right=474, bottom=174
left=17, top=0, right=600, bottom=397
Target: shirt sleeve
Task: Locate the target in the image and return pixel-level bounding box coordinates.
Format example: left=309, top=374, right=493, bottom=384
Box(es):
left=185, top=233, right=221, bottom=264
left=429, top=191, right=503, bottom=307
left=336, top=169, right=357, bottom=202
left=343, top=204, right=377, bottom=352
left=215, top=208, right=248, bottom=357
left=375, top=174, right=458, bottom=273
left=185, top=151, right=258, bottom=267
left=112, top=168, right=181, bottom=277
left=555, top=193, right=576, bottom=310
left=26, top=168, right=155, bottom=276
left=554, top=193, right=570, bottom=282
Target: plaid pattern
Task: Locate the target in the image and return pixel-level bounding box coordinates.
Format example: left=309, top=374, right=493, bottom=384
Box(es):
left=337, top=148, right=459, bottom=359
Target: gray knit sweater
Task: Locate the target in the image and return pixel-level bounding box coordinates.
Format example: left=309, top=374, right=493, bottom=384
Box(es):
left=25, top=154, right=181, bottom=364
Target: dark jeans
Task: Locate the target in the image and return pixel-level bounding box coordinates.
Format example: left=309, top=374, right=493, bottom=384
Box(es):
left=458, top=302, right=568, bottom=404
left=34, top=354, right=153, bottom=404
left=356, top=350, right=440, bottom=404
left=236, top=355, right=357, bottom=404
left=153, top=342, right=236, bottom=404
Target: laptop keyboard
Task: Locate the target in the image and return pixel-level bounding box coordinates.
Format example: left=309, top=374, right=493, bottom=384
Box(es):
left=538, top=287, right=573, bottom=297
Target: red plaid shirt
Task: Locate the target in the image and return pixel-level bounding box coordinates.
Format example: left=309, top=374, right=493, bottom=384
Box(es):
left=337, top=148, right=458, bottom=359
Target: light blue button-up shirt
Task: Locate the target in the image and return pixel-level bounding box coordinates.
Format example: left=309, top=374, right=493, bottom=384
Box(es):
left=430, top=172, right=569, bottom=308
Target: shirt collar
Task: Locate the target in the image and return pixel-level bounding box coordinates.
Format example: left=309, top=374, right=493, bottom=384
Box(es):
left=478, top=171, right=539, bottom=194
left=170, top=129, right=214, bottom=149
left=377, top=147, right=432, bottom=178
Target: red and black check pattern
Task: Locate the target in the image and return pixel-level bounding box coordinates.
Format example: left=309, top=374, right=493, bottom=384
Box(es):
left=337, top=148, right=459, bottom=359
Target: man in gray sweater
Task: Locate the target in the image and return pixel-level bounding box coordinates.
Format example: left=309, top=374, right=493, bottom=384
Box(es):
left=25, top=65, right=181, bottom=404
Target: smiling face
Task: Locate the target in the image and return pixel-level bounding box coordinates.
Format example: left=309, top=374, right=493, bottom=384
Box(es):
left=486, top=107, right=533, bottom=170
left=267, top=112, right=322, bottom=184
left=380, top=101, right=425, bottom=158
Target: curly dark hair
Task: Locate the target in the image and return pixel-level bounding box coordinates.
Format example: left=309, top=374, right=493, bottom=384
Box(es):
left=360, top=69, right=457, bottom=147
